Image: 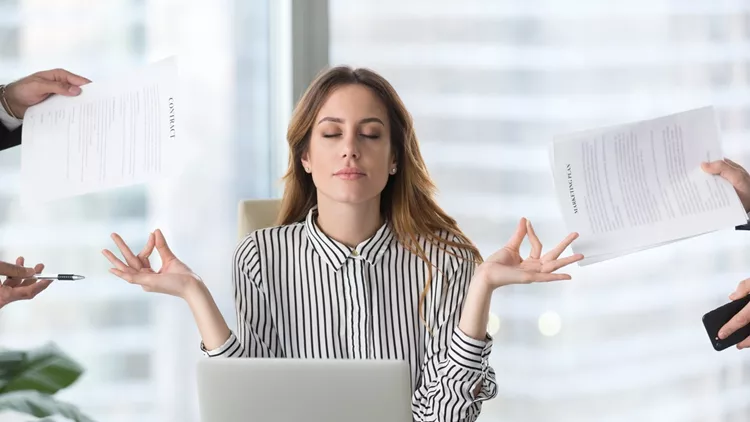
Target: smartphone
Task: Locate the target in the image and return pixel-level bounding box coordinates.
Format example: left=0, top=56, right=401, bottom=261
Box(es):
left=702, top=294, right=750, bottom=351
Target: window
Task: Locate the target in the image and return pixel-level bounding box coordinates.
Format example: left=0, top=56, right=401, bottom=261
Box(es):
left=0, top=0, right=277, bottom=421
left=328, top=1, right=750, bottom=421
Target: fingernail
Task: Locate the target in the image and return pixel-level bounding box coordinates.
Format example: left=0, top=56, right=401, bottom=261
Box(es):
left=69, top=86, right=81, bottom=94
left=719, top=330, right=727, bottom=339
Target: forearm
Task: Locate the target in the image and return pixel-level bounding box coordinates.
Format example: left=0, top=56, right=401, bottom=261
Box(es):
left=184, top=280, right=232, bottom=350
left=458, top=273, right=493, bottom=341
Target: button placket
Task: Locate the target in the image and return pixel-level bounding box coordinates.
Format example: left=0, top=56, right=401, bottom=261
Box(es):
left=346, top=258, right=363, bottom=357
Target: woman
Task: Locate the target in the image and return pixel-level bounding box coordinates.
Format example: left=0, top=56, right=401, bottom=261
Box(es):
left=103, top=66, right=583, bottom=421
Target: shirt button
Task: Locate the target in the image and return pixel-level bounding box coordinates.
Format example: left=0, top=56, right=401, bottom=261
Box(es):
left=351, top=250, right=359, bottom=257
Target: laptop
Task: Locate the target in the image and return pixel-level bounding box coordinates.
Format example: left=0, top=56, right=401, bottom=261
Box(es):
left=196, top=358, right=413, bottom=422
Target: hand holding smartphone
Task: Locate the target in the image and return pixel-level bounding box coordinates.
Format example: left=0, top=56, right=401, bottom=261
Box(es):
left=702, top=293, right=750, bottom=351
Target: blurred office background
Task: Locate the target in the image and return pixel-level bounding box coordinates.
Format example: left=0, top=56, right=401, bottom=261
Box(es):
left=0, top=0, right=749, bottom=421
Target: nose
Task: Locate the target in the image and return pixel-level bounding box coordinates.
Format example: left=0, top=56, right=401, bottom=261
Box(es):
left=341, top=132, right=361, bottom=159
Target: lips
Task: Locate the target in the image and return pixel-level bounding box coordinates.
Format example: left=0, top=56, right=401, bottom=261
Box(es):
left=334, top=168, right=366, bottom=176
left=334, top=167, right=366, bottom=180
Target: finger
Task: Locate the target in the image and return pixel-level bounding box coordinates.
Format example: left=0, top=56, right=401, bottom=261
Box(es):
left=543, top=253, right=585, bottom=272
left=154, top=229, right=177, bottom=261
left=526, top=220, right=543, bottom=259
left=0, top=260, right=36, bottom=278
left=31, top=79, right=81, bottom=97
left=34, top=68, right=91, bottom=86
left=737, top=336, right=750, bottom=350
left=109, top=268, right=154, bottom=288
left=523, top=272, right=572, bottom=283
left=724, top=158, right=746, bottom=172
left=10, top=279, right=52, bottom=302
left=504, top=218, right=528, bottom=251
left=2, top=277, right=21, bottom=287
left=2, top=257, right=25, bottom=287
left=4, top=257, right=44, bottom=287
left=19, top=278, right=36, bottom=287
left=701, top=160, right=745, bottom=186
left=110, top=233, right=143, bottom=270
left=729, top=278, right=750, bottom=301
left=542, top=232, right=580, bottom=261
left=110, top=268, right=135, bottom=283
left=718, top=303, right=750, bottom=339
left=101, top=249, right=134, bottom=272
left=138, top=232, right=156, bottom=268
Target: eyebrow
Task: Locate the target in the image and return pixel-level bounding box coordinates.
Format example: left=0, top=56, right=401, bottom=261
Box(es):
left=317, top=117, right=385, bottom=126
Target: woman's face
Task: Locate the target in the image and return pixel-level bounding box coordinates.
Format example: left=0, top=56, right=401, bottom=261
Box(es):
left=302, top=84, right=397, bottom=206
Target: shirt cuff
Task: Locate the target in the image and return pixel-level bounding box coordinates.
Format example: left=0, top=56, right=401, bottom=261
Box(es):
left=0, top=101, right=21, bottom=131
left=200, top=332, right=239, bottom=357
left=447, top=326, right=493, bottom=372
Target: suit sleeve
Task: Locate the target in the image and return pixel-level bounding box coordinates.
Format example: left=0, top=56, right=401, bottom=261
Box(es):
left=0, top=120, right=21, bottom=152
left=735, top=211, right=750, bottom=230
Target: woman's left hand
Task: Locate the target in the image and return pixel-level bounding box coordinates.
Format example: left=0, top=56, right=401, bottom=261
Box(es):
left=475, top=217, right=583, bottom=289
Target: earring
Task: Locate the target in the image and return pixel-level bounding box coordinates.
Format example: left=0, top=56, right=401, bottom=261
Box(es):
left=304, top=166, right=311, bottom=173
left=390, top=168, right=397, bottom=175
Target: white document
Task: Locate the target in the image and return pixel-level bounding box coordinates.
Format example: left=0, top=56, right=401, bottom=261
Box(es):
left=20, top=57, right=178, bottom=205
left=549, top=106, right=747, bottom=266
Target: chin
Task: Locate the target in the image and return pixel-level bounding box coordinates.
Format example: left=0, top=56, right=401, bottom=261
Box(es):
left=322, top=187, right=381, bottom=206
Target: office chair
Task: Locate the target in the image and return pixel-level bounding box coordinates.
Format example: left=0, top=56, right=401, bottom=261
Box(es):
left=237, top=198, right=282, bottom=240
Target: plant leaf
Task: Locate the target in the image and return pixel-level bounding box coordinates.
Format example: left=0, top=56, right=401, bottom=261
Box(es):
left=0, top=350, right=26, bottom=391
left=0, top=344, right=83, bottom=395
left=0, top=391, right=94, bottom=422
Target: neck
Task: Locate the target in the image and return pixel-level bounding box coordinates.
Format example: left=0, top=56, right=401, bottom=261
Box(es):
left=315, top=195, right=383, bottom=248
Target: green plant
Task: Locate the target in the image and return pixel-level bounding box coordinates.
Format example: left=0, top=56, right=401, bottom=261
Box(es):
left=0, top=343, right=94, bottom=422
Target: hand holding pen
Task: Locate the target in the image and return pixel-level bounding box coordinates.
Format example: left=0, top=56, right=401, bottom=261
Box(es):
left=0, top=256, right=47, bottom=310
left=0, top=256, right=85, bottom=310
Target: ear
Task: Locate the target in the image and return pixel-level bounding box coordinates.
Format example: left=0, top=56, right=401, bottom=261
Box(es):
left=301, top=151, right=311, bottom=173
left=389, top=153, right=398, bottom=174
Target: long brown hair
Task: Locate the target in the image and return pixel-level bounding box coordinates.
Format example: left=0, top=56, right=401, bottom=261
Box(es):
left=278, top=66, right=483, bottom=329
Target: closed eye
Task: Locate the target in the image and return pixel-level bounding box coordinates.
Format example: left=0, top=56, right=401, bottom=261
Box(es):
left=322, top=133, right=379, bottom=139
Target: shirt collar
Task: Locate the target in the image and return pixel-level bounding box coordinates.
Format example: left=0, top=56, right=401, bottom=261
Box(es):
left=305, top=206, right=395, bottom=271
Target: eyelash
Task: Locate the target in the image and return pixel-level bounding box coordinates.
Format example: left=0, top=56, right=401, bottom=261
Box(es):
left=322, top=134, right=380, bottom=139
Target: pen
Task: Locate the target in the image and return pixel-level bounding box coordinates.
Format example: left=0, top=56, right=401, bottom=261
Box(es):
left=32, top=274, right=85, bottom=281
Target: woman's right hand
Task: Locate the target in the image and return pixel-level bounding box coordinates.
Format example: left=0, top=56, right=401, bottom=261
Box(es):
left=102, top=229, right=201, bottom=299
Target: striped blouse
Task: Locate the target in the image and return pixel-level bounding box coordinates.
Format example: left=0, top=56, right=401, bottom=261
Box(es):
left=202, top=206, right=498, bottom=421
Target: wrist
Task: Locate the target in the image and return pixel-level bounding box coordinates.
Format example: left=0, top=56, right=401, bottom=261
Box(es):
left=182, top=275, right=208, bottom=304
left=473, top=264, right=501, bottom=291
left=459, top=272, right=495, bottom=341
left=1, top=84, right=23, bottom=120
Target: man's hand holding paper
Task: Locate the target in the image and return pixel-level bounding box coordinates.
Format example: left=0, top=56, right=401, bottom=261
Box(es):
left=19, top=58, right=179, bottom=206
left=701, top=158, right=750, bottom=213
left=549, top=106, right=748, bottom=265
left=3, top=69, right=91, bottom=120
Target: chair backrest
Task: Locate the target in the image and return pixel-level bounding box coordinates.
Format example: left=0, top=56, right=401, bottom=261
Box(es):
left=237, top=199, right=282, bottom=240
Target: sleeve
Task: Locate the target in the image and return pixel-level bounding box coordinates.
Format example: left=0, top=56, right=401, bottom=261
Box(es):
left=0, top=104, right=22, bottom=152
left=411, top=254, right=498, bottom=422
left=200, top=233, right=282, bottom=358
left=736, top=211, right=750, bottom=231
